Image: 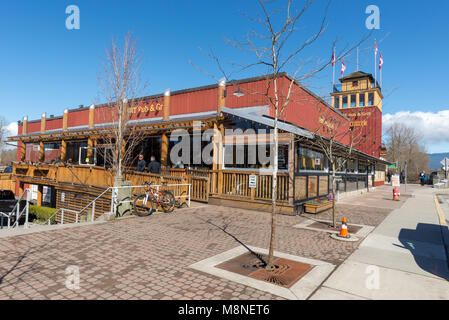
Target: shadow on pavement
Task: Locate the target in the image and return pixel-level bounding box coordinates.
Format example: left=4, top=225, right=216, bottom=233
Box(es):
left=396, top=223, right=449, bottom=281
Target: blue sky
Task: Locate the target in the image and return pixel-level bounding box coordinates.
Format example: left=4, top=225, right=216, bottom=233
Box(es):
left=1, top=0, right=449, bottom=152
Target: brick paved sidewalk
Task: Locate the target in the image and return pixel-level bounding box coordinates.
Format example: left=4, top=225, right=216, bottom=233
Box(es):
left=0, top=186, right=405, bottom=300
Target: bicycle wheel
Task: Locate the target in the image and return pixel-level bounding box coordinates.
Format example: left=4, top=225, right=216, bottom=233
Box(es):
left=160, top=191, right=175, bottom=213
left=116, top=197, right=132, bottom=217
left=133, top=193, right=154, bottom=217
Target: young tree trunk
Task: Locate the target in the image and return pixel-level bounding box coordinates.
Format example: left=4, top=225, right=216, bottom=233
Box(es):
left=331, top=161, right=337, bottom=228
left=267, top=122, right=278, bottom=268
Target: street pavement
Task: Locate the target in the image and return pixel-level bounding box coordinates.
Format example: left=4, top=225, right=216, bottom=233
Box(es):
left=0, top=184, right=447, bottom=300
left=311, top=185, right=449, bottom=300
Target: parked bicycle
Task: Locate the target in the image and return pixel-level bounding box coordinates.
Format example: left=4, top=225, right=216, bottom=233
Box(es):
left=133, top=181, right=175, bottom=216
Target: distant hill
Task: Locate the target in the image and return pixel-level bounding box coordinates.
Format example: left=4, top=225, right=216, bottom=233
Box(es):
left=428, top=153, right=449, bottom=170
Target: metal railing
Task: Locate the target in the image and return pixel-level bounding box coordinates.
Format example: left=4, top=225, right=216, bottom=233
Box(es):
left=44, top=182, right=192, bottom=225
left=45, top=187, right=112, bottom=225
left=0, top=188, right=32, bottom=230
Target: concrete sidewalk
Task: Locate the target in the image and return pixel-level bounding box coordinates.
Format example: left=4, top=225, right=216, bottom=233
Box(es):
left=310, top=186, right=449, bottom=300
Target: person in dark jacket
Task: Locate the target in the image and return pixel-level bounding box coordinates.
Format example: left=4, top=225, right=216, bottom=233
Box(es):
left=148, top=156, right=161, bottom=174
left=136, top=154, right=146, bottom=172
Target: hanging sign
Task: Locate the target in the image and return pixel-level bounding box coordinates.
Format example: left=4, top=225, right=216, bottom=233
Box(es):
left=249, top=175, right=257, bottom=189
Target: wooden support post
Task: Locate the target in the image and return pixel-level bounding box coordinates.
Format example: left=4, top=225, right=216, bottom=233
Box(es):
left=212, top=123, right=219, bottom=171
left=20, top=116, right=28, bottom=162
left=63, top=109, right=68, bottom=131
left=19, top=182, right=24, bottom=196
left=161, top=133, right=168, bottom=167
left=217, top=171, right=223, bottom=195
left=40, top=113, right=46, bottom=134
left=87, top=137, right=94, bottom=163
left=217, top=78, right=226, bottom=114
left=39, top=112, right=46, bottom=162
left=163, top=89, right=170, bottom=121
left=288, top=135, right=295, bottom=205
left=37, top=185, right=43, bottom=207
left=88, top=104, right=95, bottom=129
left=20, top=141, right=26, bottom=162
left=61, top=140, right=67, bottom=161
left=39, top=141, right=45, bottom=162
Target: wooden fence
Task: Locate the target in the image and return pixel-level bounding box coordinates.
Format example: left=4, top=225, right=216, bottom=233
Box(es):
left=12, top=163, right=291, bottom=205
left=0, top=173, right=14, bottom=191
left=217, top=170, right=290, bottom=202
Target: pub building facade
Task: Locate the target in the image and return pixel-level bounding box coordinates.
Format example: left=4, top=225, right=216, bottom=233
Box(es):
left=8, top=72, right=388, bottom=216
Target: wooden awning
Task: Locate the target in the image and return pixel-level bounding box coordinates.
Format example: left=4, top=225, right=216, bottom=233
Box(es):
left=8, top=117, right=219, bottom=143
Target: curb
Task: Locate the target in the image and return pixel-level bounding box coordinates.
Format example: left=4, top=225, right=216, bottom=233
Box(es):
left=434, top=196, right=449, bottom=268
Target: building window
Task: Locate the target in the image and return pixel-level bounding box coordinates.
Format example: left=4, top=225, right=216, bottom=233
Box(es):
left=352, top=81, right=358, bottom=87
left=347, top=159, right=357, bottom=173
left=350, top=95, right=356, bottom=107
left=368, top=93, right=374, bottom=106
left=297, top=147, right=327, bottom=171
left=342, top=96, right=348, bottom=108
left=66, top=140, right=87, bottom=164
left=358, top=162, right=368, bottom=173
left=223, top=143, right=289, bottom=171
left=44, top=142, right=61, bottom=163
left=333, top=96, right=340, bottom=108
left=359, top=93, right=365, bottom=106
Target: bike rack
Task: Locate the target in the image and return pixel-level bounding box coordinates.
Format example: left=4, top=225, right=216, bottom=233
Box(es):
left=110, top=183, right=191, bottom=214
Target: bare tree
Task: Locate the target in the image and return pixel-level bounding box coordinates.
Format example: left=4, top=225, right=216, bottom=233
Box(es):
left=193, top=0, right=368, bottom=268
left=385, top=123, right=429, bottom=181
left=298, top=100, right=372, bottom=227
left=0, top=117, right=7, bottom=165
left=97, top=32, right=149, bottom=183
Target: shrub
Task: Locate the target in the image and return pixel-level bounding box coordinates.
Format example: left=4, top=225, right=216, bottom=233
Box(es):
left=29, top=205, right=57, bottom=224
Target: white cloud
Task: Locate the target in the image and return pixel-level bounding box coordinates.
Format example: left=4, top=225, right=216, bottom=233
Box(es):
left=1, top=122, right=18, bottom=149
left=5, top=122, right=18, bottom=137
left=383, top=110, right=449, bottom=147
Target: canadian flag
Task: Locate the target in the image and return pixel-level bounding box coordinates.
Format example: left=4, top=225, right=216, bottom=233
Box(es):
left=379, top=52, right=383, bottom=70
left=341, top=61, right=346, bottom=76
left=332, top=48, right=335, bottom=67
left=375, top=40, right=378, bottom=56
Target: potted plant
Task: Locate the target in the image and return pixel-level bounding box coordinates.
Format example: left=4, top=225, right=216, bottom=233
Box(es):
left=304, top=194, right=334, bottom=214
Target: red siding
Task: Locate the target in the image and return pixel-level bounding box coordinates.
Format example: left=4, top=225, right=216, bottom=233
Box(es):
left=27, top=121, right=41, bottom=133
left=46, top=118, right=63, bottom=131
left=68, top=109, right=89, bottom=127
left=340, top=106, right=382, bottom=158
left=171, top=87, right=217, bottom=115
left=276, top=77, right=350, bottom=145
left=15, top=75, right=383, bottom=162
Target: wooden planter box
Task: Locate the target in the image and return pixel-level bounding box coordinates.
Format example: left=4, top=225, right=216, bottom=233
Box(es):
left=304, top=200, right=333, bottom=214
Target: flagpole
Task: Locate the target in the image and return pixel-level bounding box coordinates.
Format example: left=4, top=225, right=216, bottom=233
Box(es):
left=374, top=39, right=377, bottom=86
left=380, top=61, right=383, bottom=88
left=332, top=46, right=335, bottom=91
left=357, top=47, right=359, bottom=71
